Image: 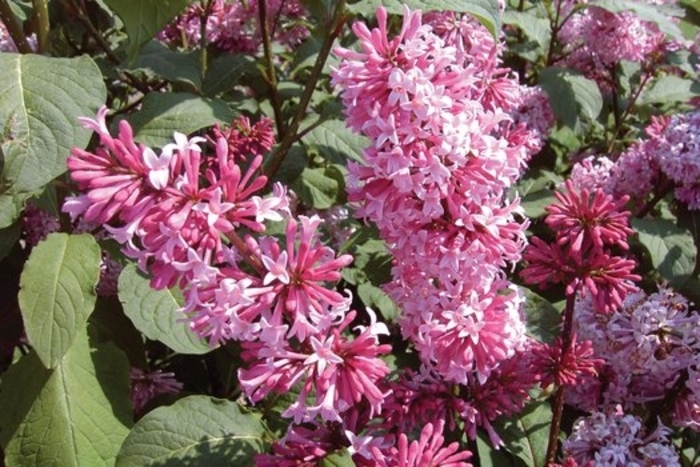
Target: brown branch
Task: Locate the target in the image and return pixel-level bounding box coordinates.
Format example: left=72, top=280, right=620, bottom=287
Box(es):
left=0, top=0, right=33, bottom=53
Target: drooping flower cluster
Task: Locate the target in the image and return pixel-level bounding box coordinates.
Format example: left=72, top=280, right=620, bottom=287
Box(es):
left=333, top=5, right=547, bottom=387
left=521, top=180, right=639, bottom=313
left=158, top=0, right=308, bottom=54
left=563, top=407, right=680, bottom=466
left=63, top=108, right=394, bottom=460
left=569, top=286, right=700, bottom=431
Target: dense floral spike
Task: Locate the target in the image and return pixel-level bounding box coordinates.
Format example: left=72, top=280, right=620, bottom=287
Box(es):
left=571, top=286, right=700, bottom=423
left=333, top=5, right=548, bottom=387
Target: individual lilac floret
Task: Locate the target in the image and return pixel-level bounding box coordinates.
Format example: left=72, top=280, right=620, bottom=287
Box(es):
left=563, top=407, right=680, bottom=466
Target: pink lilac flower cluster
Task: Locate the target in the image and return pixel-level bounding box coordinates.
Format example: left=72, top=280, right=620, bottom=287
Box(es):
left=563, top=406, right=680, bottom=466
left=333, top=5, right=548, bottom=385
left=556, top=4, right=668, bottom=89
left=63, top=108, right=401, bottom=463
left=158, top=0, right=308, bottom=54
left=331, top=5, right=557, bottom=446
left=569, top=286, right=700, bottom=431
left=521, top=180, right=639, bottom=313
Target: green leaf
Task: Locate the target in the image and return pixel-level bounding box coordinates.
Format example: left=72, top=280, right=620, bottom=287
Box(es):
left=538, top=67, right=603, bottom=132
left=0, top=54, right=106, bottom=226
left=522, top=287, right=560, bottom=344
left=104, top=0, right=191, bottom=62
left=18, top=233, right=102, bottom=369
left=357, top=282, right=400, bottom=322
left=591, top=0, right=685, bottom=39
left=294, top=166, right=345, bottom=209
left=126, top=41, right=202, bottom=91
left=347, top=0, right=501, bottom=38
left=498, top=400, right=553, bottom=467
left=502, top=10, right=551, bottom=50
left=0, top=329, right=132, bottom=466
left=0, top=221, right=20, bottom=261
left=303, top=119, right=368, bottom=164
left=116, top=396, right=267, bottom=466
left=477, top=430, right=526, bottom=467
left=202, top=54, right=257, bottom=97
left=127, top=92, right=234, bottom=148
left=273, top=144, right=309, bottom=185
left=118, top=264, right=211, bottom=355
left=639, top=75, right=700, bottom=106
left=632, top=218, right=697, bottom=287
left=321, top=449, right=356, bottom=467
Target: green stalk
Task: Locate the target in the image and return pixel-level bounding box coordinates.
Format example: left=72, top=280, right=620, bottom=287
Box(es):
left=263, top=0, right=347, bottom=180
left=545, top=284, right=578, bottom=465
left=31, top=0, right=49, bottom=53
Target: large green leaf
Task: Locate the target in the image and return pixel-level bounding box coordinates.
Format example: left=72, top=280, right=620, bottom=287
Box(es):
left=321, top=449, right=356, bottom=467
left=303, top=119, right=368, bottom=164
left=476, top=431, right=526, bottom=467
left=118, top=264, right=211, bottom=355
left=347, top=0, right=501, bottom=38
left=502, top=10, right=551, bottom=51
left=18, top=233, right=102, bottom=369
left=0, top=329, right=132, bottom=466
left=0, top=54, right=105, bottom=227
left=499, top=400, right=553, bottom=467
left=538, top=67, right=603, bottom=132
left=127, top=92, right=234, bottom=148
left=591, top=0, right=685, bottom=39
left=294, top=165, right=346, bottom=209
left=639, top=75, right=700, bottom=106
left=104, top=0, right=191, bottom=62
left=203, top=54, right=258, bottom=97
left=126, top=41, right=202, bottom=91
left=632, top=218, right=696, bottom=287
left=522, top=287, right=561, bottom=344
left=116, top=396, right=268, bottom=466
